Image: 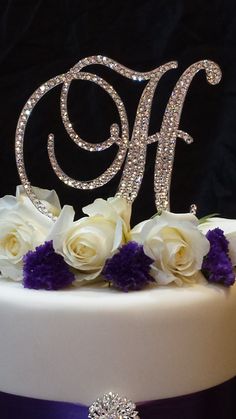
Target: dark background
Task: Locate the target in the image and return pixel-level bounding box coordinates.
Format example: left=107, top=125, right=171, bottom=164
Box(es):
left=1, top=0, right=236, bottom=224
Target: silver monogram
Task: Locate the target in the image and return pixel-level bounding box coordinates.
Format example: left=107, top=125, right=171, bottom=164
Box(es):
left=15, top=56, right=221, bottom=219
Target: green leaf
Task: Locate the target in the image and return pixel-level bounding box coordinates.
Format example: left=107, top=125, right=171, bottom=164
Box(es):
left=198, top=213, right=219, bottom=224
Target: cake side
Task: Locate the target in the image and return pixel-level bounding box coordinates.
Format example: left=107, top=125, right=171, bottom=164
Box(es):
left=0, top=277, right=235, bottom=405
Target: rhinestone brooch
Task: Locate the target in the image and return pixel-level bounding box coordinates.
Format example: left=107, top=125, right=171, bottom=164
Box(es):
left=88, top=392, right=140, bottom=419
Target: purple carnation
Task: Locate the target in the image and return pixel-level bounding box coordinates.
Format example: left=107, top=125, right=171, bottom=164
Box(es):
left=102, top=241, right=154, bottom=292
left=202, top=228, right=235, bottom=286
left=23, top=241, right=75, bottom=290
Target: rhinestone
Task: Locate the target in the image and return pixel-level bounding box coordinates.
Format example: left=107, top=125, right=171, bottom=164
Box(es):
left=190, top=204, right=197, bottom=215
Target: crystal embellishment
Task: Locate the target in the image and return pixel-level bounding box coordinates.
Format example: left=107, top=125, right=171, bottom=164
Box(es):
left=15, top=56, right=221, bottom=219
left=153, top=60, right=221, bottom=211
left=88, top=392, right=140, bottom=419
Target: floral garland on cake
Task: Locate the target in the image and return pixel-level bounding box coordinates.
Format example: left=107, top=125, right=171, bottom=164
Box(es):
left=0, top=186, right=235, bottom=291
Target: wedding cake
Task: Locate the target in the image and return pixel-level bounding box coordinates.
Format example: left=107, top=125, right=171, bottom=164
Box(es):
left=0, top=56, right=235, bottom=418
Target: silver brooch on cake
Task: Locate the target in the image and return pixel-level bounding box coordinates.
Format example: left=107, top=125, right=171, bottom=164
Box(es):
left=88, top=392, right=140, bottom=418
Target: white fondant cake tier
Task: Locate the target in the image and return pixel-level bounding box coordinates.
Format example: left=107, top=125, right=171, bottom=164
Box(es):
left=0, top=277, right=236, bottom=405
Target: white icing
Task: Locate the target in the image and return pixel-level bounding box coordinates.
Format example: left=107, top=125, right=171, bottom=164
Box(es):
left=0, top=277, right=235, bottom=404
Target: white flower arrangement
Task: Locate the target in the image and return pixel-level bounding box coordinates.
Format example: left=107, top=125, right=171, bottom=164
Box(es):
left=0, top=186, right=235, bottom=291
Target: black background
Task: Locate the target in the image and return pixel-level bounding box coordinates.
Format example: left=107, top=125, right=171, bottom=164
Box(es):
left=1, top=0, right=236, bottom=224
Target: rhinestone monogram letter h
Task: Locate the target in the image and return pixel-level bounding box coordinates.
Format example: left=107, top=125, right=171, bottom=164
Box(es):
left=15, top=57, right=221, bottom=219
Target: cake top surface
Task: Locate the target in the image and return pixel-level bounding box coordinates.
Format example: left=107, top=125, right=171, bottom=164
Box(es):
left=1, top=273, right=233, bottom=306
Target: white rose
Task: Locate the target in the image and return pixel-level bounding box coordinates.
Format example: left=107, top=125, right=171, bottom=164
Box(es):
left=83, top=196, right=131, bottom=239
left=49, top=203, right=125, bottom=281
left=0, top=186, right=60, bottom=281
left=199, top=217, right=236, bottom=265
left=131, top=211, right=210, bottom=286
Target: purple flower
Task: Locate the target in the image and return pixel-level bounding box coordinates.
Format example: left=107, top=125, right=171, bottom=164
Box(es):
left=102, top=241, right=154, bottom=292
left=202, top=228, right=235, bottom=286
left=23, top=241, right=75, bottom=290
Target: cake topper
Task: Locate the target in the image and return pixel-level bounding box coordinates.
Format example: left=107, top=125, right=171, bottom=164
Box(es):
left=15, top=56, right=221, bottom=219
